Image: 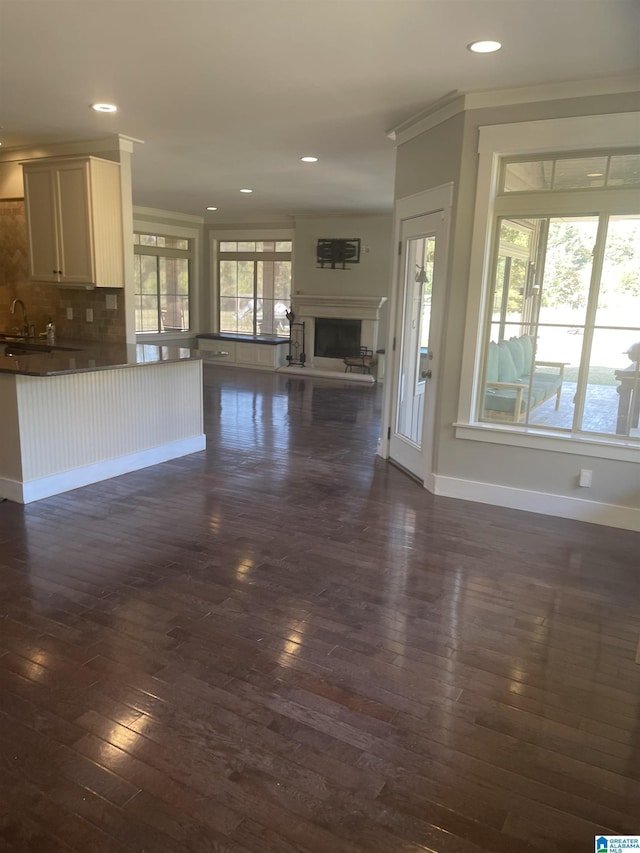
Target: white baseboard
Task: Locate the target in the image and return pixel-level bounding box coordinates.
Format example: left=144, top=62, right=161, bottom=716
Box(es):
left=277, top=365, right=376, bottom=384
left=201, top=357, right=278, bottom=371
left=433, top=475, right=640, bottom=532
left=1, top=435, right=206, bottom=505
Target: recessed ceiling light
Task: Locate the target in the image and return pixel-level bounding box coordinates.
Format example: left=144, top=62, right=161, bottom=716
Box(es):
left=240, top=188, right=253, bottom=193
left=467, top=40, right=502, bottom=53
left=206, top=206, right=218, bottom=211
left=91, top=103, right=117, bottom=113
left=300, top=156, right=318, bottom=163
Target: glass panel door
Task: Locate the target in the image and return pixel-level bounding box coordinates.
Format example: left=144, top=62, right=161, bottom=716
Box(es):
left=396, top=235, right=433, bottom=444
left=390, top=211, right=443, bottom=481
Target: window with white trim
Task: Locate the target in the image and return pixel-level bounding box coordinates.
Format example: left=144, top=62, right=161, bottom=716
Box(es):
left=134, top=233, right=192, bottom=334
left=218, top=241, right=292, bottom=337
left=478, top=151, right=640, bottom=441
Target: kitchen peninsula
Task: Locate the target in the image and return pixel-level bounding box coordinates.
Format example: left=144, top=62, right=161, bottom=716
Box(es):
left=0, top=341, right=207, bottom=504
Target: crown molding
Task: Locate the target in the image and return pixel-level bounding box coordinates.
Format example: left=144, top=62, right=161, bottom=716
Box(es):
left=293, top=210, right=391, bottom=220
left=205, top=223, right=295, bottom=235
left=386, top=91, right=463, bottom=145
left=134, top=205, right=204, bottom=226
left=387, top=75, right=640, bottom=147
left=116, top=134, right=145, bottom=153
left=0, top=133, right=144, bottom=163
left=465, top=74, right=640, bottom=110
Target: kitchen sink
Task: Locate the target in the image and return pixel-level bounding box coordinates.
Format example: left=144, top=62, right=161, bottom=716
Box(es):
left=3, top=345, right=52, bottom=356
left=0, top=333, right=46, bottom=346
left=0, top=334, right=29, bottom=343
left=0, top=337, right=81, bottom=356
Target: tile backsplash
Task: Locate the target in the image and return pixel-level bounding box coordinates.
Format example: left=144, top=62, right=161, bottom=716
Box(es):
left=0, top=200, right=125, bottom=342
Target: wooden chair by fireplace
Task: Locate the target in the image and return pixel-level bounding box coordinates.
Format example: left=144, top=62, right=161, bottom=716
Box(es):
left=344, top=346, right=376, bottom=374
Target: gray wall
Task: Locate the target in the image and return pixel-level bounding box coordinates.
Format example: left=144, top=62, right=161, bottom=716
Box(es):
left=292, top=214, right=393, bottom=341
left=394, top=91, right=640, bottom=516
left=394, top=112, right=465, bottom=201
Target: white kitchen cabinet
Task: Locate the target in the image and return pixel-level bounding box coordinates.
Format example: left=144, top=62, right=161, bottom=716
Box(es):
left=22, top=156, right=124, bottom=288
left=198, top=336, right=289, bottom=370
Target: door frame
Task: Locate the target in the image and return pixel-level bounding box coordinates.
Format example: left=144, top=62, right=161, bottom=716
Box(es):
left=379, top=183, right=453, bottom=491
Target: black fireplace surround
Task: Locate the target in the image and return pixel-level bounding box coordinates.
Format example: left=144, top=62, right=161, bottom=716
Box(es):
left=314, top=318, right=362, bottom=358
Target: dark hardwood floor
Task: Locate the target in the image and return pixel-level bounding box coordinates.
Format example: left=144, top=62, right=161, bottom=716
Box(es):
left=1, top=365, right=639, bottom=852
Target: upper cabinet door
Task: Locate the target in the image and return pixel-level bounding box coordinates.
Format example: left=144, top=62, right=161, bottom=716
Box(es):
left=55, top=161, right=94, bottom=285
left=23, top=167, right=59, bottom=283
left=22, top=156, right=124, bottom=288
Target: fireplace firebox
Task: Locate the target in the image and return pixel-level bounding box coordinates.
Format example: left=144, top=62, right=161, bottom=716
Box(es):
left=314, top=318, right=362, bottom=358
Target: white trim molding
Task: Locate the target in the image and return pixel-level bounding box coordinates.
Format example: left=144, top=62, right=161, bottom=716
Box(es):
left=379, top=182, right=454, bottom=464
left=134, top=205, right=204, bottom=226
left=0, top=133, right=144, bottom=163
left=387, top=91, right=464, bottom=145
left=291, top=294, right=387, bottom=373
left=292, top=294, right=387, bottom=321
left=478, top=111, right=640, bottom=155
left=458, top=110, right=640, bottom=429
left=209, top=228, right=295, bottom=333
left=386, top=77, right=640, bottom=146
left=133, top=214, right=202, bottom=337
left=277, top=364, right=375, bottom=384
left=433, top=474, right=640, bottom=532
left=454, top=423, right=640, bottom=464
left=2, top=436, right=205, bottom=505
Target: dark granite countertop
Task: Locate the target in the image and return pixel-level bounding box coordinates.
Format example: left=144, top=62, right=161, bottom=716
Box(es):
left=0, top=337, right=207, bottom=377
left=196, top=332, right=289, bottom=345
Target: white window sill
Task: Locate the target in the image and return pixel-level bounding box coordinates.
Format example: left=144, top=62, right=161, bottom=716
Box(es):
left=454, top=422, right=640, bottom=463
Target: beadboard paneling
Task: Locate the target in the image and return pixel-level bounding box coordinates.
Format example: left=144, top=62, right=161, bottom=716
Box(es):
left=16, top=360, right=203, bottom=481
left=92, top=158, right=125, bottom=288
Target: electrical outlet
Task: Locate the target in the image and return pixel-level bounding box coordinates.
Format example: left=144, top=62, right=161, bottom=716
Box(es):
left=106, top=294, right=117, bottom=310
left=86, top=308, right=93, bottom=323
left=579, top=468, right=592, bottom=488
left=66, top=307, right=73, bottom=320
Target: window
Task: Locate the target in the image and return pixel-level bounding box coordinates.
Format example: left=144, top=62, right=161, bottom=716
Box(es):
left=478, top=152, right=640, bottom=441
left=134, top=233, right=192, bottom=333
left=218, top=240, right=292, bottom=337
left=502, top=152, right=640, bottom=192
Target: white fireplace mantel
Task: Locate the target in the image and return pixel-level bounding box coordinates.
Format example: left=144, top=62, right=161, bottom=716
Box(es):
left=289, top=293, right=388, bottom=375
left=292, top=294, right=387, bottom=321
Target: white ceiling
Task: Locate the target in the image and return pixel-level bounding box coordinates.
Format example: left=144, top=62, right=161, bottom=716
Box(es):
left=1, top=0, right=639, bottom=223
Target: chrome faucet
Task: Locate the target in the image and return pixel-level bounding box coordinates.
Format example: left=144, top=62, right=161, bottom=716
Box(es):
left=10, top=299, right=30, bottom=337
